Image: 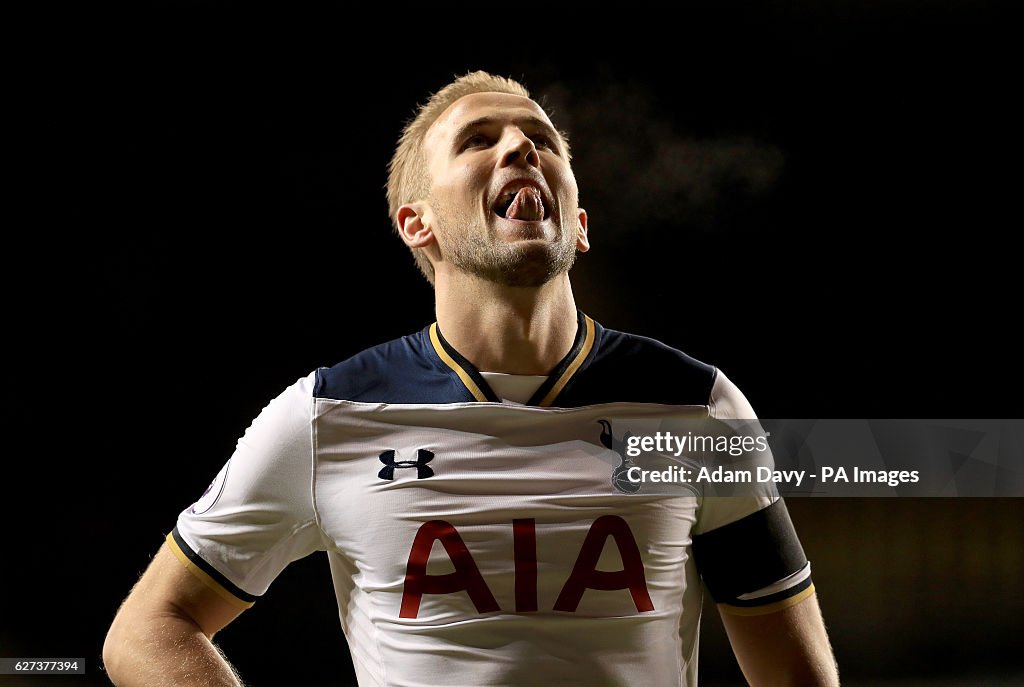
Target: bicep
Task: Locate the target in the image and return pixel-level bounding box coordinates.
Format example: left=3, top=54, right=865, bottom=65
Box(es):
left=719, top=592, right=839, bottom=687
left=114, top=542, right=248, bottom=638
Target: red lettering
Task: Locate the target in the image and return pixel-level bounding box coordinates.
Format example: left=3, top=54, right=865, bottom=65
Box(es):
left=399, top=517, right=654, bottom=617
left=553, top=515, right=654, bottom=613
left=513, top=518, right=537, bottom=612
left=399, top=520, right=499, bottom=618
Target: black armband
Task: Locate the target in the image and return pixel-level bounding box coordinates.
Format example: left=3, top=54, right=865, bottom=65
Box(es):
left=693, top=499, right=811, bottom=612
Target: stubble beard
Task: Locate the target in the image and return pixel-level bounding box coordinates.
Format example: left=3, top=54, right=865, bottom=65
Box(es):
left=433, top=199, right=578, bottom=288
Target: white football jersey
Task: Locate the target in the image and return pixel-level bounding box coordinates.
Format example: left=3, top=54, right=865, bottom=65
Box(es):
left=172, top=313, right=813, bottom=686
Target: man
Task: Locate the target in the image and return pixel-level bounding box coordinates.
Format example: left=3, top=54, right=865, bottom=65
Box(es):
left=104, top=71, right=840, bottom=686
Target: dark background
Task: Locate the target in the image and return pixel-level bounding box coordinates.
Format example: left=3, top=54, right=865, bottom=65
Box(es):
left=3, top=2, right=1021, bottom=685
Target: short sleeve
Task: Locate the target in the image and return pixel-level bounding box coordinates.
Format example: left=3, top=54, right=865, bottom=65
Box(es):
left=696, top=367, right=776, bottom=534
left=169, top=371, right=326, bottom=608
left=693, top=368, right=813, bottom=615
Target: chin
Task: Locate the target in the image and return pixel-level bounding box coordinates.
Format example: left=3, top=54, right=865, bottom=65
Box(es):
left=491, top=217, right=553, bottom=243
left=445, top=218, right=576, bottom=288
left=490, top=244, right=577, bottom=288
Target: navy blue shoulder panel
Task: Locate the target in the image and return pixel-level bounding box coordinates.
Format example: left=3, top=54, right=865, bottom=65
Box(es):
left=313, top=320, right=716, bottom=407
left=314, top=326, right=475, bottom=404
left=555, top=323, right=717, bottom=407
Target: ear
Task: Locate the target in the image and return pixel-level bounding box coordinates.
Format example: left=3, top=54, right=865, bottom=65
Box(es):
left=575, top=208, right=590, bottom=253
left=396, top=202, right=435, bottom=249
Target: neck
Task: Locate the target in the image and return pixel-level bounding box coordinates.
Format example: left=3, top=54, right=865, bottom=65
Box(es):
left=434, top=270, right=579, bottom=375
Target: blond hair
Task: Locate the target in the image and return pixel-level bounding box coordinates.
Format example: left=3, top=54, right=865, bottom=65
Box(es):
left=386, top=71, right=565, bottom=284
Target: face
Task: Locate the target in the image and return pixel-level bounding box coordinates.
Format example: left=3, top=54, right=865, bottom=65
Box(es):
left=420, top=92, right=588, bottom=288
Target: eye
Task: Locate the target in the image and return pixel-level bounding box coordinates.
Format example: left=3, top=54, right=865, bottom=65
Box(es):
left=528, top=134, right=561, bottom=155
left=530, top=134, right=558, bottom=153
left=460, top=134, right=491, bottom=151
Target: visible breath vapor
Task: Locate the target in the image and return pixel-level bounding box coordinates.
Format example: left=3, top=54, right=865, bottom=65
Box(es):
left=540, top=82, right=784, bottom=233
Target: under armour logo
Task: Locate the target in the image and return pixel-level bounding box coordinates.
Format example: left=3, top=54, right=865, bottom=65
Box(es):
left=378, top=449, right=435, bottom=480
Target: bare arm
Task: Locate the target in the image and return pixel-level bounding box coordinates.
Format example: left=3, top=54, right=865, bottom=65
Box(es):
left=720, top=592, right=839, bottom=687
left=103, top=542, right=250, bottom=686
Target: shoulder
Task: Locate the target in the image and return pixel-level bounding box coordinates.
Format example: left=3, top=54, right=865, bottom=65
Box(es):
left=313, top=326, right=455, bottom=403
left=241, top=370, right=319, bottom=435
left=709, top=368, right=757, bottom=419
left=560, top=324, right=721, bottom=407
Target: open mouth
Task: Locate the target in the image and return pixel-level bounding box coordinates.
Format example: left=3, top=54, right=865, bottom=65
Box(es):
left=492, top=184, right=549, bottom=222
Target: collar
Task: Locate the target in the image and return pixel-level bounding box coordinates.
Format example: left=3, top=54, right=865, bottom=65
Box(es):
left=428, top=310, right=596, bottom=406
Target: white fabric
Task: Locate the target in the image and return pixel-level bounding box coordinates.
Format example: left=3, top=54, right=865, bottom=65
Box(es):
left=176, top=372, right=325, bottom=595
left=176, top=372, right=780, bottom=687
left=479, top=371, right=547, bottom=404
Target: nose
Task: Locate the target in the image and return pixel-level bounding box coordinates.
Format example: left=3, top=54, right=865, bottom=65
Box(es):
left=499, top=128, right=540, bottom=169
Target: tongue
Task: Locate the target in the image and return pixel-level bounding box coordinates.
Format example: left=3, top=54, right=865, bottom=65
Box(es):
left=504, top=187, right=544, bottom=221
